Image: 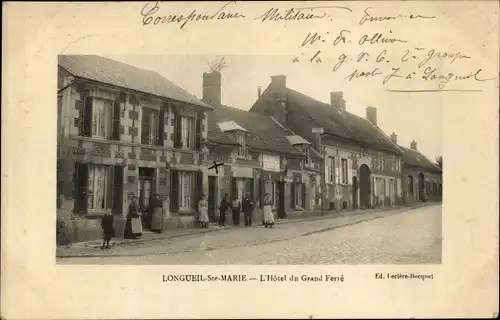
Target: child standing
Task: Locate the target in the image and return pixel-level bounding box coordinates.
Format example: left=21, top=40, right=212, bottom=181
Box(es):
left=101, top=209, right=115, bottom=250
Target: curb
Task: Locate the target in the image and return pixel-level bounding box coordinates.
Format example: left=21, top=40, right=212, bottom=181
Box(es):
left=62, top=204, right=424, bottom=249
left=57, top=204, right=430, bottom=259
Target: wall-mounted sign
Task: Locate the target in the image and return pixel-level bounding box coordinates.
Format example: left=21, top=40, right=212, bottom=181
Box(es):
left=312, top=127, right=324, bottom=134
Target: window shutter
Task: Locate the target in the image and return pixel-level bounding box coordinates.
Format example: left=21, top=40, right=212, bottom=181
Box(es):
left=302, top=182, right=306, bottom=208
left=196, top=170, right=203, bottom=206
left=170, top=170, right=179, bottom=212
left=195, top=112, right=202, bottom=151
left=112, top=165, right=124, bottom=214
left=335, top=158, right=340, bottom=184
left=157, top=107, right=165, bottom=146
left=73, top=162, right=88, bottom=214
left=141, top=108, right=151, bottom=144
left=112, top=101, right=121, bottom=140
left=83, top=96, right=93, bottom=137
left=347, top=159, right=352, bottom=185
left=249, top=178, right=254, bottom=201
left=174, top=111, right=182, bottom=148
left=259, top=178, right=264, bottom=208
left=291, top=183, right=296, bottom=208
left=325, top=158, right=330, bottom=184
left=231, top=178, right=237, bottom=200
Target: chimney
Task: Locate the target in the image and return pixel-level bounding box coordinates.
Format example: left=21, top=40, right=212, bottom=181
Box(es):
left=202, top=71, right=222, bottom=106
left=366, top=106, right=377, bottom=126
left=330, top=91, right=346, bottom=111
left=270, top=75, right=287, bottom=91
left=390, top=132, right=398, bottom=144
left=258, top=86, right=262, bottom=98
left=410, top=140, right=417, bottom=150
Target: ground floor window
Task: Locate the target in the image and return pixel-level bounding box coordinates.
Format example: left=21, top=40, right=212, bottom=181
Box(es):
left=88, top=165, right=111, bottom=211
left=73, top=163, right=124, bottom=215
left=179, top=171, right=194, bottom=210
left=295, top=183, right=302, bottom=208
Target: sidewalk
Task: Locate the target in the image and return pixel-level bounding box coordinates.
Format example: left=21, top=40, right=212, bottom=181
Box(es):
left=56, top=203, right=428, bottom=258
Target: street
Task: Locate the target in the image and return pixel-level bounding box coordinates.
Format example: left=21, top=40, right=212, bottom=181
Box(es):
left=58, top=204, right=441, bottom=265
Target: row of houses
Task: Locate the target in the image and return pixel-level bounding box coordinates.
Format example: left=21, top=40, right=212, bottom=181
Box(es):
left=57, top=55, right=442, bottom=227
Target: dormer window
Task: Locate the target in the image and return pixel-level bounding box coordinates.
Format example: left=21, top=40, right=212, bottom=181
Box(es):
left=236, top=133, right=247, bottom=157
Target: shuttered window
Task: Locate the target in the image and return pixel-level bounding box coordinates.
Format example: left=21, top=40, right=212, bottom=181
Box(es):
left=341, top=158, right=348, bottom=184
left=141, top=108, right=160, bottom=145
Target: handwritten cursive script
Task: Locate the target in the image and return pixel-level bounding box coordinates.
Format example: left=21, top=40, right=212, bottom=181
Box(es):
left=359, top=7, right=436, bottom=26
left=141, top=1, right=245, bottom=30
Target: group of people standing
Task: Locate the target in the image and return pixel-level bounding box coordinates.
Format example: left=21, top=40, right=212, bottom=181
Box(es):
left=100, top=192, right=278, bottom=250
left=215, top=192, right=275, bottom=228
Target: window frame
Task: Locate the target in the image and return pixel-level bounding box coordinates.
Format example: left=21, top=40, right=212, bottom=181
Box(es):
left=328, top=156, right=335, bottom=183
left=236, top=132, right=247, bottom=158
left=91, top=98, right=114, bottom=139
left=141, top=107, right=161, bottom=146
left=304, top=147, right=310, bottom=166
left=87, top=165, right=111, bottom=212
left=341, top=158, right=348, bottom=184
left=180, top=116, right=194, bottom=150
left=179, top=171, right=194, bottom=210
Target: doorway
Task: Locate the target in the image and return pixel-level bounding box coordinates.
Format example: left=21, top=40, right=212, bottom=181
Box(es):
left=277, top=181, right=286, bottom=218
left=418, top=172, right=425, bottom=202
left=352, top=176, right=358, bottom=209
left=138, top=167, right=156, bottom=229
left=359, top=164, right=371, bottom=208
left=208, top=176, right=217, bottom=222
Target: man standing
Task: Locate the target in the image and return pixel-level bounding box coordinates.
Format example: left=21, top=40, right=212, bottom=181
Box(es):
left=242, top=193, right=254, bottom=227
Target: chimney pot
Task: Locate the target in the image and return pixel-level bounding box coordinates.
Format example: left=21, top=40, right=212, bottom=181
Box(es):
left=202, top=71, right=222, bottom=106
left=258, top=86, right=262, bottom=98
left=270, top=75, right=287, bottom=91
left=390, top=132, right=398, bottom=144
left=410, top=140, right=417, bottom=150
left=366, top=106, right=377, bottom=126
left=330, top=91, right=346, bottom=111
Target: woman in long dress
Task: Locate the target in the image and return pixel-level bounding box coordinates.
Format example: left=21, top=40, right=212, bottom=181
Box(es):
left=262, top=193, right=275, bottom=228
left=125, top=196, right=143, bottom=238
left=150, top=194, right=164, bottom=233
left=198, top=194, right=209, bottom=228
left=218, top=193, right=230, bottom=227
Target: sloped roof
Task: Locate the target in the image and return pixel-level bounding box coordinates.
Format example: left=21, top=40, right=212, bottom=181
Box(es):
left=217, top=121, right=248, bottom=132
left=286, top=135, right=311, bottom=146
left=207, top=105, right=303, bottom=156
left=285, top=89, right=402, bottom=155
left=400, top=146, right=442, bottom=173
left=58, top=55, right=211, bottom=109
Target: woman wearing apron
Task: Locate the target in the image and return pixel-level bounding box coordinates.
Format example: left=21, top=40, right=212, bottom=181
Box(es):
left=150, top=194, right=164, bottom=233
left=262, top=193, right=275, bottom=228
left=198, top=194, right=209, bottom=228
left=125, top=196, right=143, bottom=238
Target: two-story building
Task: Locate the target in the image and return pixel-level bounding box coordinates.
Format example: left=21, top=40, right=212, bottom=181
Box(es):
left=250, top=75, right=404, bottom=211
left=394, top=138, right=443, bottom=203
left=202, top=71, right=319, bottom=220
left=57, top=55, right=212, bottom=227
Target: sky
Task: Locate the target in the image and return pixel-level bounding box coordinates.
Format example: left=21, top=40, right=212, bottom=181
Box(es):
left=106, top=54, right=442, bottom=161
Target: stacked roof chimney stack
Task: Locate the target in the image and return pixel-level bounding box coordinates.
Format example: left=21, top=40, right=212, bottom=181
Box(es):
left=410, top=140, right=417, bottom=150
left=390, top=132, right=398, bottom=144
left=330, top=91, right=346, bottom=111
left=366, top=106, right=377, bottom=126
left=202, top=71, right=222, bottom=106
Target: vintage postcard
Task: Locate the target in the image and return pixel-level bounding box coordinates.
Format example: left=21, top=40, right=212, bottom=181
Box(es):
left=2, top=1, right=498, bottom=319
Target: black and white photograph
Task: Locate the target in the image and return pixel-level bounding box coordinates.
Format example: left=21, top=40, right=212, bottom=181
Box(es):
left=3, top=1, right=498, bottom=319
left=56, top=54, right=443, bottom=265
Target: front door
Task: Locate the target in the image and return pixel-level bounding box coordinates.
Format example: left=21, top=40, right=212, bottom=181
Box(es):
left=208, top=176, right=217, bottom=222
left=352, top=176, right=358, bottom=209
left=278, top=181, right=285, bottom=218
left=138, top=167, right=155, bottom=229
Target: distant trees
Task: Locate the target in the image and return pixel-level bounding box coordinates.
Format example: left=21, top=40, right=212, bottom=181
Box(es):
left=435, top=156, right=443, bottom=169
